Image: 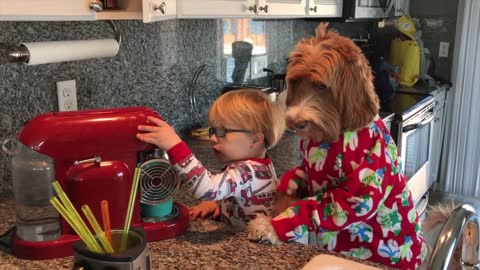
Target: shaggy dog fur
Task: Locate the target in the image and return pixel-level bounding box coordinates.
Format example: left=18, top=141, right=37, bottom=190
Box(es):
left=248, top=22, right=380, bottom=243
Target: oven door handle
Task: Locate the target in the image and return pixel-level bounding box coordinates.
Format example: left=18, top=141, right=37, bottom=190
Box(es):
left=402, top=113, right=435, bottom=132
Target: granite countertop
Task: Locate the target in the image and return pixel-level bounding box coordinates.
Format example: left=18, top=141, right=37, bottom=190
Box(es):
left=0, top=133, right=392, bottom=270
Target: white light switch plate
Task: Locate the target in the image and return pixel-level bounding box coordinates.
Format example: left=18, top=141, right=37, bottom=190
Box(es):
left=251, top=54, right=268, bottom=79
left=56, top=80, right=78, bottom=111
left=439, top=42, right=449, bottom=58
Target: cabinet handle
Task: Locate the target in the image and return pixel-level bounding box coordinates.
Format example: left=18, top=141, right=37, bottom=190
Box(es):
left=89, top=0, right=104, bottom=12
left=259, top=5, right=268, bottom=13
left=248, top=5, right=257, bottom=13
left=310, top=6, right=317, bottom=13
left=154, top=2, right=167, bottom=14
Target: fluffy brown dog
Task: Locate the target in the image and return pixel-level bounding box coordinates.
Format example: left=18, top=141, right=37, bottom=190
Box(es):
left=271, top=21, right=379, bottom=217
left=250, top=22, right=379, bottom=240
left=247, top=23, right=427, bottom=269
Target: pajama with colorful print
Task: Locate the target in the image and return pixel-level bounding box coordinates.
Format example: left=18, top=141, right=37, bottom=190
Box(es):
left=273, top=116, right=427, bottom=269
left=167, top=142, right=278, bottom=226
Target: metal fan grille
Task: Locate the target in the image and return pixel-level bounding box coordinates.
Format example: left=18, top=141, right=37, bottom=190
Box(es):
left=140, top=159, right=179, bottom=205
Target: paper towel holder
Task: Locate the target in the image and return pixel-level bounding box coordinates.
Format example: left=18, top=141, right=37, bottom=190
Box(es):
left=6, top=20, right=122, bottom=64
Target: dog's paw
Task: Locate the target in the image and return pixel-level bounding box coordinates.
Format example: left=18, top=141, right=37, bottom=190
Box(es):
left=247, top=213, right=280, bottom=245
left=272, top=192, right=297, bottom=217
left=286, top=169, right=307, bottom=196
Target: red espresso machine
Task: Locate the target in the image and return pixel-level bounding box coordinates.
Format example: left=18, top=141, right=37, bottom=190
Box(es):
left=9, top=106, right=189, bottom=260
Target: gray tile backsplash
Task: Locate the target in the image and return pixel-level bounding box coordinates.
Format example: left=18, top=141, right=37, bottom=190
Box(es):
left=0, top=18, right=331, bottom=193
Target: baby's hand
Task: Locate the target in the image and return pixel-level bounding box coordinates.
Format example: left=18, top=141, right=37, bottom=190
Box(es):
left=137, top=117, right=182, bottom=151
left=188, top=201, right=220, bottom=220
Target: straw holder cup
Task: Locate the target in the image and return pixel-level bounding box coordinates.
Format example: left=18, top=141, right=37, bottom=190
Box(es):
left=72, top=227, right=151, bottom=270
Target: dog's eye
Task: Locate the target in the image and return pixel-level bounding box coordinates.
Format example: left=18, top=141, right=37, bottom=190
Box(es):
left=296, top=121, right=309, bottom=130
left=317, top=83, right=327, bottom=90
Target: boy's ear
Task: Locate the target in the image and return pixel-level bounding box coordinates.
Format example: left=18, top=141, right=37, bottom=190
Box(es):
left=251, top=133, right=265, bottom=148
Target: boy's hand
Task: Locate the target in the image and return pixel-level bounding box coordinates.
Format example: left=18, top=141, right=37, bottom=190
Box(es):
left=137, top=116, right=182, bottom=151
left=189, top=201, right=220, bottom=220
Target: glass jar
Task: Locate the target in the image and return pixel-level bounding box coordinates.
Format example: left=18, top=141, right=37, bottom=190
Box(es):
left=5, top=140, right=61, bottom=241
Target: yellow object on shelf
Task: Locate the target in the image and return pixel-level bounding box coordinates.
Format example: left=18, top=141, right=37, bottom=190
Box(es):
left=389, top=15, right=421, bottom=87
left=395, top=15, right=417, bottom=40
left=389, top=38, right=420, bottom=87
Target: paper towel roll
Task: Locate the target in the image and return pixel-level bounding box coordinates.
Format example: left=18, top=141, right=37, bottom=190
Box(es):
left=21, top=39, right=120, bottom=65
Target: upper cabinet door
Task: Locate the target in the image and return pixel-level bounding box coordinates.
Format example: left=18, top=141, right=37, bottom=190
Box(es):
left=177, top=0, right=256, bottom=18
left=255, top=0, right=306, bottom=18
left=0, top=0, right=95, bottom=21
left=306, top=0, right=342, bottom=17
left=143, top=0, right=176, bottom=22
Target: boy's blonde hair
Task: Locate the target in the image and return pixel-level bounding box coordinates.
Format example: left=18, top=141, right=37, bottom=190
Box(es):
left=208, top=89, right=285, bottom=149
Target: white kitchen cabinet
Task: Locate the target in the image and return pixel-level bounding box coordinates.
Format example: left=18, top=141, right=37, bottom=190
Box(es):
left=142, top=0, right=176, bottom=23
left=92, top=0, right=176, bottom=22
left=255, top=0, right=307, bottom=18
left=0, top=0, right=175, bottom=22
left=0, top=0, right=95, bottom=21
left=177, top=0, right=256, bottom=18
left=177, top=0, right=306, bottom=18
left=306, top=0, right=343, bottom=18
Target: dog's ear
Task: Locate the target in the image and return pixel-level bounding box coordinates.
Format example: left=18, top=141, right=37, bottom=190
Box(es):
left=326, top=34, right=379, bottom=130
left=336, top=57, right=379, bottom=130
left=313, top=23, right=380, bottom=130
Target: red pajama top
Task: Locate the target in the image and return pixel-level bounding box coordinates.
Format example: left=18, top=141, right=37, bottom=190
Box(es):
left=273, top=116, right=427, bottom=269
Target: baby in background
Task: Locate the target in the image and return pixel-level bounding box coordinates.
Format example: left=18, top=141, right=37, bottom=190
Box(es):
left=137, top=89, right=285, bottom=227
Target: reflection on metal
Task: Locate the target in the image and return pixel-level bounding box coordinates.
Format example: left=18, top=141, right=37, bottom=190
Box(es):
left=428, top=204, right=480, bottom=270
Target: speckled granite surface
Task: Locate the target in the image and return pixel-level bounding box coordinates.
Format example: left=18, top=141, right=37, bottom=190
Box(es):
left=0, top=193, right=391, bottom=270
left=0, top=134, right=395, bottom=270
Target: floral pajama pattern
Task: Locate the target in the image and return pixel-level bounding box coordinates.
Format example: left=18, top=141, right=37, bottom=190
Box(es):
left=167, top=142, right=278, bottom=226
left=273, top=116, right=427, bottom=269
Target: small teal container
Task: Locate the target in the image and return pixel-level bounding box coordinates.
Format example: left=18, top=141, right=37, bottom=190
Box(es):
left=140, top=199, right=173, bottom=218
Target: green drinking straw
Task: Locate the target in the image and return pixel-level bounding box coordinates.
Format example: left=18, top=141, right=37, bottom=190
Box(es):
left=81, top=205, right=114, bottom=253
left=51, top=181, right=103, bottom=252
left=50, top=197, right=102, bottom=253
left=120, top=167, right=141, bottom=252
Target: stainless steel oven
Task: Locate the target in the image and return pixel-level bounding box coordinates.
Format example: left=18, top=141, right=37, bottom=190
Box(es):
left=394, top=94, right=436, bottom=205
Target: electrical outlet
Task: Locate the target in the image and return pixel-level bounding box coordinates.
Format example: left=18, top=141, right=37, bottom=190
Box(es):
left=439, top=42, right=449, bottom=58
left=251, top=54, right=268, bottom=79
left=56, top=80, right=78, bottom=111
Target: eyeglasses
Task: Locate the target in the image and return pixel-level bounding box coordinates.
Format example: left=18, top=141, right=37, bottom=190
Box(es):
left=208, top=127, right=251, bottom=138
